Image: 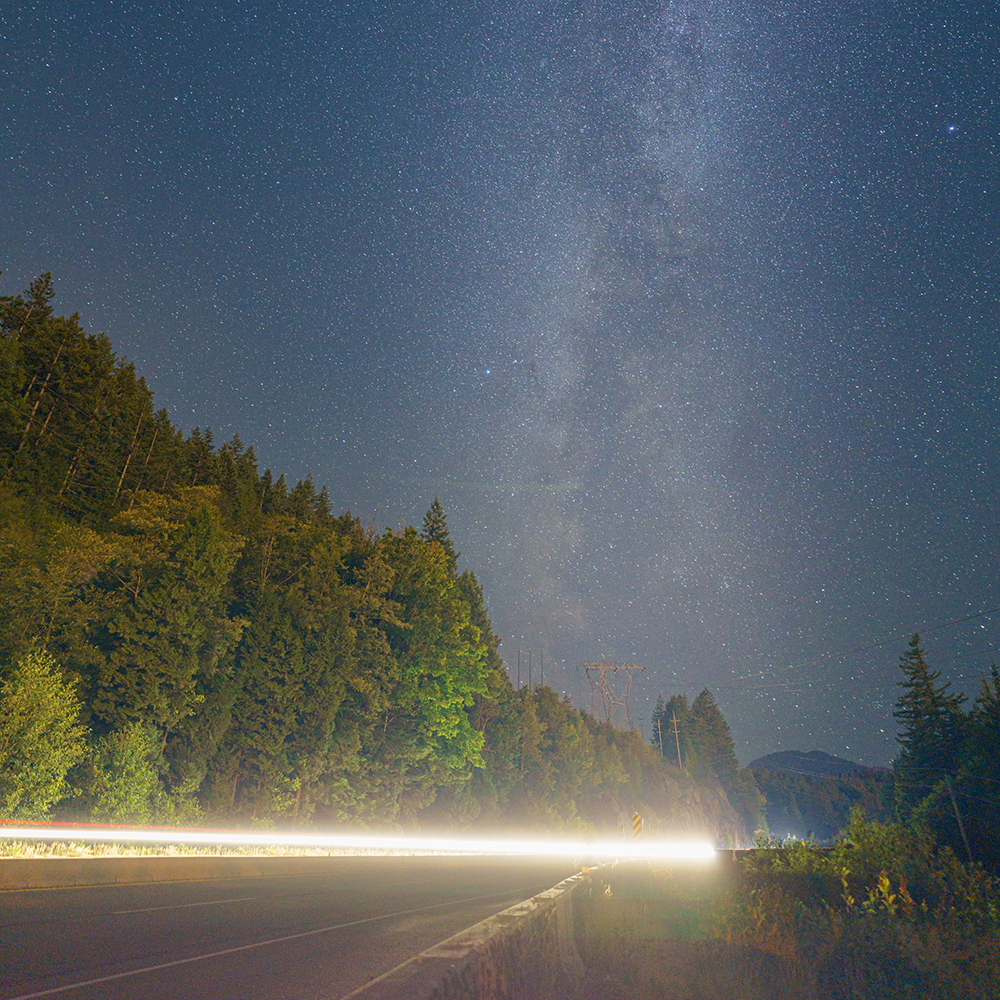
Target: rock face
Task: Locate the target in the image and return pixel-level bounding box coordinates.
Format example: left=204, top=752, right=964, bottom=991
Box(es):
left=747, top=749, right=872, bottom=777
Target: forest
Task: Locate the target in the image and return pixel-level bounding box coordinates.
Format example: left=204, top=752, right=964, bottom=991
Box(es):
left=0, top=274, right=760, bottom=840
left=1, top=275, right=997, bottom=878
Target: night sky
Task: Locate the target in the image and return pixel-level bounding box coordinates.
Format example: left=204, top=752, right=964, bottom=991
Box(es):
left=4, top=1, right=998, bottom=766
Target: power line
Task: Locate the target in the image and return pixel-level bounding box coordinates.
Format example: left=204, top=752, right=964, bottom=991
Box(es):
left=726, top=605, right=1000, bottom=689
left=717, top=650, right=1000, bottom=696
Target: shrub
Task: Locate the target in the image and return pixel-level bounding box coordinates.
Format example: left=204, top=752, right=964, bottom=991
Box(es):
left=0, top=647, right=88, bottom=819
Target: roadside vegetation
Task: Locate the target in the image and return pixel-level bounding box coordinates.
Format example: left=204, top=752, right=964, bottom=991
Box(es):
left=577, top=813, right=1000, bottom=999
left=572, top=631, right=1000, bottom=997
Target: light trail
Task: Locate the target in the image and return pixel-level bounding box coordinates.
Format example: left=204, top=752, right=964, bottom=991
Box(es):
left=0, top=823, right=715, bottom=861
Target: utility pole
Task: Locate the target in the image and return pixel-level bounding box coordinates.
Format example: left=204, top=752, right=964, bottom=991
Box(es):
left=516, top=649, right=543, bottom=691
left=671, top=713, right=683, bottom=769
left=944, top=775, right=973, bottom=865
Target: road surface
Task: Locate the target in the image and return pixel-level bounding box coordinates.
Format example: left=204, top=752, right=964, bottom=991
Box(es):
left=1, top=855, right=577, bottom=1000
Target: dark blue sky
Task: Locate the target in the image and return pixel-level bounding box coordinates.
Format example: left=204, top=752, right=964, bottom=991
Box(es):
left=4, top=1, right=998, bottom=765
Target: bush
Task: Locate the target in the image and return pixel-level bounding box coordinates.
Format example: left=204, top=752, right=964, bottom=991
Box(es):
left=0, top=647, right=88, bottom=819
left=88, top=723, right=162, bottom=824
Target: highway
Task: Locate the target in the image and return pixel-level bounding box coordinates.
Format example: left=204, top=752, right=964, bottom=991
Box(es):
left=0, top=855, right=577, bottom=1000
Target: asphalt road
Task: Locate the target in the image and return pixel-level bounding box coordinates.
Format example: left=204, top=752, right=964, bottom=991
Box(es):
left=0, top=855, right=577, bottom=1000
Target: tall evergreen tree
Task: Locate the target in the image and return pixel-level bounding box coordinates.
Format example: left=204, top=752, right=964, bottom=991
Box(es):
left=690, top=689, right=740, bottom=784
left=893, top=634, right=967, bottom=818
left=93, top=491, right=245, bottom=748
left=954, top=665, right=1000, bottom=868
left=420, top=497, right=459, bottom=575
left=663, top=689, right=766, bottom=832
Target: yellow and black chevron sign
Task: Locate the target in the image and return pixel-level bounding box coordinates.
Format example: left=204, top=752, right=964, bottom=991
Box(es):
left=632, top=812, right=643, bottom=840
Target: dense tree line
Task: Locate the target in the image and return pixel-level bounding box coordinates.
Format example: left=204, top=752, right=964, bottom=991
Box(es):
left=651, top=689, right=766, bottom=833
left=746, top=635, right=998, bottom=864
left=0, top=275, right=759, bottom=840
left=892, top=634, right=1000, bottom=870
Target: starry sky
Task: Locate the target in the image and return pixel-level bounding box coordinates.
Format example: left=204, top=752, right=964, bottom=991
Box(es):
left=3, top=1, right=998, bottom=766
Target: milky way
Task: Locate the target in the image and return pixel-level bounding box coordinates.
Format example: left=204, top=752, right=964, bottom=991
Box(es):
left=3, top=1, right=998, bottom=764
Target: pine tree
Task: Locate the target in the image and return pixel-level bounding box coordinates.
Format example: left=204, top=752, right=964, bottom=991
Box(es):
left=893, top=634, right=967, bottom=818
left=687, top=689, right=765, bottom=832
left=94, top=492, right=245, bottom=746
left=690, top=690, right=740, bottom=783
left=420, top=497, right=459, bottom=575
left=955, top=665, right=1000, bottom=869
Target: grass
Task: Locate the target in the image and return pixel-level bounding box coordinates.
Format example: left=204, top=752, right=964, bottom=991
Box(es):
left=0, top=840, right=402, bottom=859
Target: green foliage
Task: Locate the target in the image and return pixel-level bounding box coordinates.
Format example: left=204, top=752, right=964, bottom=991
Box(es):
left=0, top=647, right=88, bottom=819
left=1, top=274, right=189, bottom=525
left=693, top=810, right=1000, bottom=998
left=956, top=664, right=1000, bottom=870
left=580, top=850, right=1000, bottom=1000
left=87, top=722, right=161, bottom=823
left=419, top=497, right=459, bottom=575
left=888, top=637, right=1000, bottom=872
left=742, top=808, right=999, bottom=934
left=93, top=489, right=245, bottom=738
left=343, top=526, right=488, bottom=824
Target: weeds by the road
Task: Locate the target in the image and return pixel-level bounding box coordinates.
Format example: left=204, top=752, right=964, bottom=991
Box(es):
left=0, top=840, right=388, bottom=859
left=573, top=814, right=1000, bottom=1000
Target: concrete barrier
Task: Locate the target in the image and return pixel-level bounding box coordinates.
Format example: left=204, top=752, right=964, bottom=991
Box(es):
left=0, top=854, right=358, bottom=890
left=339, top=873, right=587, bottom=1000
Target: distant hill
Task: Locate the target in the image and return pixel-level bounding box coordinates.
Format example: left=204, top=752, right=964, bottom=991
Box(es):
left=748, top=749, right=877, bottom=778
left=748, top=751, right=895, bottom=841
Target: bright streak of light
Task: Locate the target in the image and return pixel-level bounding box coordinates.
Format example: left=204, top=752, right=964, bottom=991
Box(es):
left=0, top=824, right=716, bottom=861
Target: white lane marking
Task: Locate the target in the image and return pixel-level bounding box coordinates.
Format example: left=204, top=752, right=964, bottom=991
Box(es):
left=111, top=879, right=435, bottom=912
left=112, top=895, right=257, bottom=914
left=8, top=886, right=535, bottom=999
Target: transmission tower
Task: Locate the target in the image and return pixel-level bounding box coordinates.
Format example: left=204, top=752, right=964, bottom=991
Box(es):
left=580, top=662, right=645, bottom=727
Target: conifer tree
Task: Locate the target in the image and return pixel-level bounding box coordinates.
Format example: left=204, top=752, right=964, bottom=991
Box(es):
left=893, top=634, right=967, bottom=818
left=691, top=689, right=740, bottom=784
left=94, top=492, right=245, bottom=746
left=420, top=497, right=459, bottom=575
left=675, top=689, right=766, bottom=831
left=955, top=665, right=1000, bottom=868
